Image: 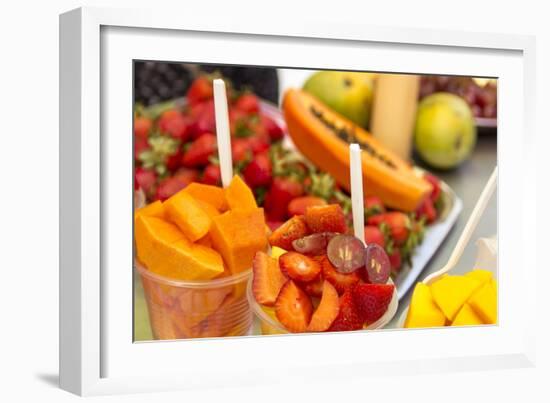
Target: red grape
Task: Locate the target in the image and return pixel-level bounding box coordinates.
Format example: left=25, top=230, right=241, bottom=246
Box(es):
left=364, top=244, right=391, bottom=284
left=326, top=235, right=366, bottom=274
left=292, top=232, right=338, bottom=255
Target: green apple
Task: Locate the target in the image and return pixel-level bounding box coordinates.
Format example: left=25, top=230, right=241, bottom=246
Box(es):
left=303, top=71, right=374, bottom=128
left=414, top=93, right=477, bottom=169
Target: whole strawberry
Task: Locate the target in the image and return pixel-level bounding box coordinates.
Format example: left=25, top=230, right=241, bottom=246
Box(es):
left=264, top=177, right=304, bottom=222
left=134, top=116, right=152, bottom=140
left=364, top=225, right=385, bottom=248
left=243, top=152, right=272, bottom=188
left=367, top=212, right=411, bottom=246
left=186, top=76, right=213, bottom=106
left=234, top=93, right=260, bottom=115
left=134, top=167, right=157, bottom=197
left=201, top=164, right=222, bottom=186
left=181, top=133, right=217, bottom=167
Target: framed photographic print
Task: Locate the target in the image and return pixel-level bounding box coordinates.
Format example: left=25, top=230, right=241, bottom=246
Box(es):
left=60, top=6, right=536, bottom=396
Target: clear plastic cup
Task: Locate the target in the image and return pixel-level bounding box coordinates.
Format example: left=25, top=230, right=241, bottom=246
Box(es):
left=136, top=261, right=252, bottom=340
left=247, top=277, right=398, bottom=335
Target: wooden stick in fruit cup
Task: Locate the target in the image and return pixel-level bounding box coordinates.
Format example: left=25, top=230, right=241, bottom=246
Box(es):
left=349, top=143, right=365, bottom=244
left=213, top=79, right=233, bottom=187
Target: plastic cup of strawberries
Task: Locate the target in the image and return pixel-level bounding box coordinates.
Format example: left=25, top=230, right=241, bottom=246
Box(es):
left=248, top=203, right=398, bottom=335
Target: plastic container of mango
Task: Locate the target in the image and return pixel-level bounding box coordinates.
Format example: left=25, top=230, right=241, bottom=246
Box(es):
left=135, top=260, right=252, bottom=340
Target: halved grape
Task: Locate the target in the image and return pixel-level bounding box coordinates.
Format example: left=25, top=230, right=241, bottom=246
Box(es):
left=364, top=243, right=391, bottom=284
left=292, top=232, right=338, bottom=255
left=326, top=235, right=366, bottom=274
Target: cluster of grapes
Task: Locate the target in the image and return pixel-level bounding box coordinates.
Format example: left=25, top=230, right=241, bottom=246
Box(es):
left=419, top=75, right=497, bottom=119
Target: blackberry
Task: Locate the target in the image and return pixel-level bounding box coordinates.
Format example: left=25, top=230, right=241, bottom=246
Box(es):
left=134, top=61, right=193, bottom=106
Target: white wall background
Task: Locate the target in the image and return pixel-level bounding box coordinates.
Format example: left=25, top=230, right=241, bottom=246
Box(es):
left=0, top=0, right=548, bottom=401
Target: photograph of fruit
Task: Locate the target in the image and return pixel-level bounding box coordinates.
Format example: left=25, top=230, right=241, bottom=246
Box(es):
left=133, top=62, right=497, bottom=341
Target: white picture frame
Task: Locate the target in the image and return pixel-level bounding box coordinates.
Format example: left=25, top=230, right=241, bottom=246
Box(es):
left=59, top=6, right=537, bottom=396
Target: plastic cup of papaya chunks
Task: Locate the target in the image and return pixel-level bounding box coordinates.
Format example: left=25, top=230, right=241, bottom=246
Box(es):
left=135, top=260, right=253, bottom=340
left=246, top=277, right=399, bottom=335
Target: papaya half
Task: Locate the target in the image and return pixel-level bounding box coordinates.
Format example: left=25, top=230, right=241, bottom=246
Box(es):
left=283, top=89, right=432, bottom=212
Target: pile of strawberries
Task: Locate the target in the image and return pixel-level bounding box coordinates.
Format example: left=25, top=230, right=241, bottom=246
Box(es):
left=253, top=204, right=395, bottom=333
left=134, top=75, right=284, bottom=202
left=134, top=75, right=444, bottom=274
left=362, top=173, right=442, bottom=273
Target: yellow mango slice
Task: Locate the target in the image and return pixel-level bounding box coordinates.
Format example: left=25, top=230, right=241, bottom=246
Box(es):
left=430, top=275, right=482, bottom=321
left=135, top=215, right=224, bottom=281
left=271, top=246, right=287, bottom=260
left=209, top=208, right=268, bottom=273
left=135, top=200, right=164, bottom=219
left=164, top=190, right=212, bottom=242
left=404, top=283, right=446, bottom=328
left=468, top=281, right=497, bottom=324
left=183, top=182, right=227, bottom=212
left=465, top=269, right=493, bottom=285
left=224, top=175, right=257, bottom=211
left=451, top=303, right=484, bottom=326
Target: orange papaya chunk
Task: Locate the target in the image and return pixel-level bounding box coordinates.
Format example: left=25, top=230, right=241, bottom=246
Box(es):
left=224, top=175, right=257, bottom=211
left=135, top=200, right=165, bottom=220
left=164, top=190, right=212, bottom=242
left=135, top=215, right=224, bottom=281
left=184, top=182, right=228, bottom=212
left=209, top=208, right=268, bottom=273
left=195, top=199, right=221, bottom=219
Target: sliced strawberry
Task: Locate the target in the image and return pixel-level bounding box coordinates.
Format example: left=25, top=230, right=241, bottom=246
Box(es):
left=328, top=289, right=363, bottom=331
left=268, top=215, right=310, bottom=251
left=305, top=204, right=348, bottom=234
left=187, top=76, right=213, bottom=106
left=134, top=167, right=157, bottom=196
left=364, top=225, right=385, bottom=248
left=201, top=163, right=222, bottom=186
left=279, top=252, right=321, bottom=282
left=252, top=251, right=288, bottom=307
left=181, top=133, right=217, bottom=167
left=266, top=220, right=284, bottom=232
left=302, top=273, right=325, bottom=298
left=134, top=116, right=152, bottom=140
left=364, top=196, right=385, bottom=217
left=320, top=255, right=360, bottom=295
left=416, top=198, right=437, bottom=224
left=307, top=281, right=340, bottom=332
left=424, top=173, right=441, bottom=203
left=287, top=196, right=327, bottom=217
left=261, top=115, right=284, bottom=141
left=388, top=249, right=402, bottom=272
left=275, top=281, right=313, bottom=333
left=367, top=212, right=410, bottom=246
left=352, top=283, right=394, bottom=324
left=234, top=93, right=260, bottom=115
left=243, top=152, right=272, bottom=188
